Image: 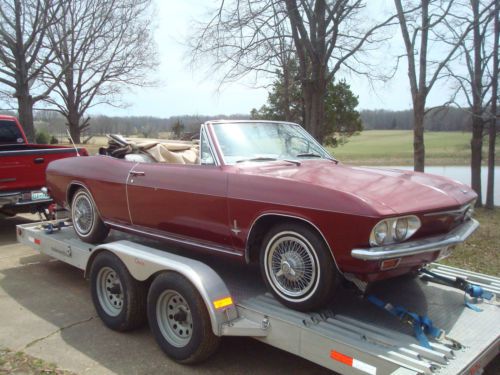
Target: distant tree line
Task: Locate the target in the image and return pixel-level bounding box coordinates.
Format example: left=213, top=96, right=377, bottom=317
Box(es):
left=0, top=106, right=478, bottom=141
left=0, top=109, right=249, bottom=140
left=360, top=107, right=474, bottom=131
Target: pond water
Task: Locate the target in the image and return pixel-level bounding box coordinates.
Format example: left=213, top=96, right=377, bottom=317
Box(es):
left=384, top=166, right=499, bottom=206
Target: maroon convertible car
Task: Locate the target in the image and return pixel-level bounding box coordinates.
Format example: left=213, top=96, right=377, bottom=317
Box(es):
left=46, top=120, right=479, bottom=311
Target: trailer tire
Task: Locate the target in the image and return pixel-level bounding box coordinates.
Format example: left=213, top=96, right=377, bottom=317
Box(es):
left=147, top=272, right=220, bottom=364
left=90, top=251, right=147, bottom=331
left=71, top=188, right=109, bottom=243
left=260, top=222, right=339, bottom=311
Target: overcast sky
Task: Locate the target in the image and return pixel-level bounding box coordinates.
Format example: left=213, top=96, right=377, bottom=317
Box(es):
left=89, top=0, right=455, bottom=118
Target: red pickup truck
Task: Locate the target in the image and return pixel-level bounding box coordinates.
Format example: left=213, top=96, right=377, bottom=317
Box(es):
left=0, top=115, right=87, bottom=217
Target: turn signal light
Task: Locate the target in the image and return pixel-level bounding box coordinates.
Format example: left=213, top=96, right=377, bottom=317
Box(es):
left=380, top=258, right=401, bottom=271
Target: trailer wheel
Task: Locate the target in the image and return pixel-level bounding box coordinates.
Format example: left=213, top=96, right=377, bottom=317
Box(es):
left=260, top=222, right=339, bottom=311
left=147, top=272, right=220, bottom=364
left=90, top=252, right=147, bottom=331
left=71, top=188, right=109, bottom=243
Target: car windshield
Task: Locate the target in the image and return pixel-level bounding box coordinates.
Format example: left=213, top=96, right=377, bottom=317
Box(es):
left=212, top=122, right=332, bottom=165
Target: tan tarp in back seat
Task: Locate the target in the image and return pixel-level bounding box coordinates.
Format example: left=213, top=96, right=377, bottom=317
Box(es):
left=107, top=135, right=199, bottom=164
left=138, top=143, right=199, bottom=164
left=126, top=137, right=199, bottom=164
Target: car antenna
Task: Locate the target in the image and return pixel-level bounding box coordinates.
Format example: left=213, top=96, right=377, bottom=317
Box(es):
left=66, top=129, right=81, bottom=157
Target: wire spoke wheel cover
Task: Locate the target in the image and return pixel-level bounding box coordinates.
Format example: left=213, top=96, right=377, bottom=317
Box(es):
left=96, top=266, right=124, bottom=317
left=265, top=232, right=319, bottom=302
left=72, top=192, right=94, bottom=235
left=156, top=290, right=193, bottom=347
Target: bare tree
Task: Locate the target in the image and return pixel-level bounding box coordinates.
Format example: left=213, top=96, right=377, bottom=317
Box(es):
left=394, top=0, right=473, bottom=172
left=441, top=0, right=497, bottom=206
left=0, top=0, right=65, bottom=142
left=43, top=0, right=157, bottom=143
left=190, top=1, right=297, bottom=119
left=191, top=1, right=398, bottom=143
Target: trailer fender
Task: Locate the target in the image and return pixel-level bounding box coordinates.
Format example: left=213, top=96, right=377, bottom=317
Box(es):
left=87, top=240, right=238, bottom=336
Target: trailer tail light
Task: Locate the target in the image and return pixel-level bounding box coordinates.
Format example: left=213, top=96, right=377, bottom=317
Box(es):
left=330, top=350, right=377, bottom=375
left=28, top=236, right=41, bottom=245
left=213, top=296, right=233, bottom=309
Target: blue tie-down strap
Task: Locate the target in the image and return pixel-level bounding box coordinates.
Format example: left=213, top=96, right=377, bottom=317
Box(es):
left=466, top=284, right=494, bottom=300
left=43, top=221, right=69, bottom=234
left=464, top=285, right=495, bottom=312
left=366, top=295, right=445, bottom=349
left=420, top=268, right=495, bottom=311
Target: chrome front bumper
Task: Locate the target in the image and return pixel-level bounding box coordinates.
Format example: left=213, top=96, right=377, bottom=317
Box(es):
left=351, top=219, right=479, bottom=261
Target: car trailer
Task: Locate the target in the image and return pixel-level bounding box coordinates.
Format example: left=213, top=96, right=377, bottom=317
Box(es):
left=17, top=220, right=499, bottom=374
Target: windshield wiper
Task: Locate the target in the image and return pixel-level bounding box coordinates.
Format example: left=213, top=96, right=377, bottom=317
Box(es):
left=236, top=157, right=301, bottom=166
left=296, top=152, right=339, bottom=164
left=296, top=152, right=322, bottom=158
left=236, top=157, right=278, bottom=163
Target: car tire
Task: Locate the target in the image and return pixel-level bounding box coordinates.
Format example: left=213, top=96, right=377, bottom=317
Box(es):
left=147, top=272, right=220, bottom=364
left=90, top=251, right=147, bottom=331
left=71, top=188, right=109, bottom=243
left=260, top=222, right=340, bottom=311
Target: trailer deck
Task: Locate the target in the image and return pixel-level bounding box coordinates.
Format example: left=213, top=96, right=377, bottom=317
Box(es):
left=17, top=221, right=499, bottom=374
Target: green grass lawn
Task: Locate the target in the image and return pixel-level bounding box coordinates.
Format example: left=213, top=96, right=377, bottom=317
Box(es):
left=329, top=130, right=499, bottom=166
left=440, top=208, right=500, bottom=276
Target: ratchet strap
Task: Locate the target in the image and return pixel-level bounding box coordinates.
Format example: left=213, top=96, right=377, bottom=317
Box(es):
left=420, top=268, right=495, bottom=311
left=42, top=221, right=70, bottom=234
left=366, top=295, right=461, bottom=350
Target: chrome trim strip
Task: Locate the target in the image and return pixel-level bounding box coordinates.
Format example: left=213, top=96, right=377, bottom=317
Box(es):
left=424, top=203, right=471, bottom=217
left=105, top=221, right=242, bottom=257
left=245, top=213, right=343, bottom=275
left=125, top=162, right=138, bottom=225
left=351, top=219, right=479, bottom=261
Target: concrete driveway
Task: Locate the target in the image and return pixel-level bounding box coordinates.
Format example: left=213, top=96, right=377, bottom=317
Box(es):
left=0, top=215, right=331, bottom=375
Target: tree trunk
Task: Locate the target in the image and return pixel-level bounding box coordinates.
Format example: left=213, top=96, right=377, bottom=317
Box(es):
left=486, top=0, right=498, bottom=209
left=66, top=104, right=82, bottom=144
left=486, top=116, right=497, bottom=209
left=470, top=0, right=483, bottom=207
left=283, top=64, right=291, bottom=122
left=470, top=116, right=483, bottom=206
left=413, top=96, right=425, bottom=172
left=303, top=80, right=326, bottom=143
left=17, top=92, right=35, bottom=143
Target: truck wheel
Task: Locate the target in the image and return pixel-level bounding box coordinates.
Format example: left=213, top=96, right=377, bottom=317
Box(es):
left=260, top=223, right=339, bottom=311
left=147, top=272, right=220, bottom=364
left=71, top=188, right=109, bottom=243
left=90, top=252, right=147, bottom=331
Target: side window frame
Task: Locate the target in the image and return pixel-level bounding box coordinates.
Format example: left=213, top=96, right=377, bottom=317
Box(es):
left=199, top=124, right=218, bottom=166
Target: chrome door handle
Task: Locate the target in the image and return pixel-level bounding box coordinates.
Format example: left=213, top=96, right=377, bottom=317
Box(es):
left=129, top=170, right=145, bottom=176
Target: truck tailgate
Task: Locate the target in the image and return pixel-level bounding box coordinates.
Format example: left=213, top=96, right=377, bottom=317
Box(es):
left=0, top=145, right=82, bottom=192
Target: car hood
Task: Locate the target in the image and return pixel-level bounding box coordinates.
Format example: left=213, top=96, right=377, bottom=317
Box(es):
left=234, top=160, right=476, bottom=215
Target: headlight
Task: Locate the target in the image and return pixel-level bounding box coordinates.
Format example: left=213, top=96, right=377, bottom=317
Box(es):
left=369, top=215, right=421, bottom=246
left=373, top=221, right=388, bottom=244
left=394, top=218, right=408, bottom=241
left=464, top=199, right=476, bottom=221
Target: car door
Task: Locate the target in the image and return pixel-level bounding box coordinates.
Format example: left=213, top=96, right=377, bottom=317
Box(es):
left=126, top=132, right=232, bottom=248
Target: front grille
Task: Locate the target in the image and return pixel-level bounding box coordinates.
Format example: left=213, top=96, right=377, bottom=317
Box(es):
left=416, top=203, right=473, bottom=238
